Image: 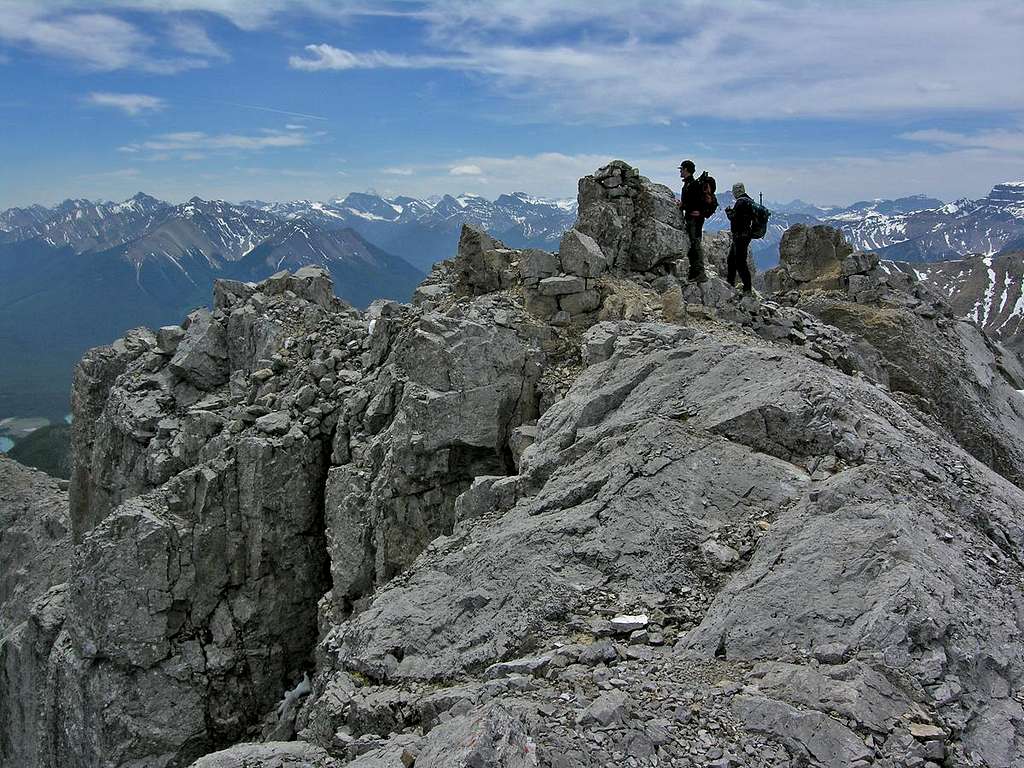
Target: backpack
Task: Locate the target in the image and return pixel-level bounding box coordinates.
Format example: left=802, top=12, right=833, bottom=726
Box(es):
left=697, top=171, right=718, bottom=218
left=749, top=200, right=771, bottom=239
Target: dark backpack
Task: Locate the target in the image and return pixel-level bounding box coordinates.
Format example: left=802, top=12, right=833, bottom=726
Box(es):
left=697, top=171, right=718, bottom=218
left=749, top=200, right=771, bottom=239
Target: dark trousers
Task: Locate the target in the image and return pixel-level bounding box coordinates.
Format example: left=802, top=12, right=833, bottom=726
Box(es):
left=728, top=234, right=752, bottom=291
left=684, top=217, right=705, bottom=278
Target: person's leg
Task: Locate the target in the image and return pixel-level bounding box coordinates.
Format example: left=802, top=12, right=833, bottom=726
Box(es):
left=737, top=235, right=753, bottom=291
left=685, top=218, right=700, bottom=278
left=685, top=218, right=706, bottom=280
left=727, top=238, right=738, bottom=286
left=693, top=220, right=705, bottom=279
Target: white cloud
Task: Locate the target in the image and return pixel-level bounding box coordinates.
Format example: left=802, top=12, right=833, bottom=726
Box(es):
left=0, top=5, right=221, bottom=72
left=289, top=44, right=467, bottom=72
left=166, top=19, right=227, bottom=59
left=85, top=91, right=166, bottom=115
left=120, top=127, right=321, bottom=157
left=357, top=147, right=1024, bottom=208
left=76, top=167, right=141, bottom=180
left=901, top=128, right=1024, bottom=155
left=382, top=167, right=414, bottom=176
left=288, top=1, right=1024, bottom=121
left=449, top=164, right=482, bottom=176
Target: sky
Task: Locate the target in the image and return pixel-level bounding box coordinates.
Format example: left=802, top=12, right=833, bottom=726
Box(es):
left=0, top=0, right=1022, bottom=208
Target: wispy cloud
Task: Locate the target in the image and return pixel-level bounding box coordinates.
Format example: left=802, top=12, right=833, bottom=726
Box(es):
left=166, top=19, right=228, bottom=59
left=85, top=91, right=166, bottom=115
left=449, top=164, right=482, bottom=176
left=362, top=147, right=1024, bottom=208
left=0, top=5, right=221, bottom=73
left=289, top=44, right=467, bottom=72
left=76, top=167, right=141, bottom=181
left=290, top=1, right=1024, bottom=121
left=120, top=127, right=322, bottom=158
left=901, top=128, right=1024, bottom=155
left=382, top=166, right=414, bottom=176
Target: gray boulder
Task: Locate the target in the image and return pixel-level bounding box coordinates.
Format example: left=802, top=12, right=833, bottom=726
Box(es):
left=169, top=308, right=230, bottom=390
left=558, top=228, right=608, bottom=278
left=778, top=224, right=853, bottom=286
left=732, top=695, right=872, bottom=765
left=188, top=741, right=340, bottom=767
left=415, top=703, right=536, bottom=768
left=453, top=224, right=516, bottom=294
left=575, top=160, right=688, bottom=273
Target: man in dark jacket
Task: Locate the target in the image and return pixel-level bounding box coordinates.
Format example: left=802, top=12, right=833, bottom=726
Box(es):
left=725, top=181, right=754, bottom=294
left=678, top=159, right=707, bottom=282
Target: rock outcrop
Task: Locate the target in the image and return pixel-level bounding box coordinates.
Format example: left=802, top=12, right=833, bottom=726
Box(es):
left=0, top=457, right=71, bottom=767
left=576, top=160, right=688, bottom=274
left=4, top=162, right=1024, bottom=768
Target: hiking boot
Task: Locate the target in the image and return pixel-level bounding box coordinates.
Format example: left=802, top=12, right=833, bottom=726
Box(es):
left=690, top=271, right=709, bottom=284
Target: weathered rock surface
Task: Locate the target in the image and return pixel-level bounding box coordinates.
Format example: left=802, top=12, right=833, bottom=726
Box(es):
left=188, top=740, right=340, bottom=767
left=763, top=224, right=854, bottom=291
left=0, top=457, right=72, bottom=767
left=0, top=457, right=71, bottom=635
left=576, top=160, right=688, bottom=273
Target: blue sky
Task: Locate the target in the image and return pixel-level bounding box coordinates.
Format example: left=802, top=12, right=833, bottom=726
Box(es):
left=1, top=0, right=1022, bottom=208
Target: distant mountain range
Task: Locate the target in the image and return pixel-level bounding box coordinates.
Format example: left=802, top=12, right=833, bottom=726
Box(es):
left=718, top=182, right=1024, bottom=268
left=0, top=194, right=427, bottom=422
left=3, top=179, right=1023, bottom=425
left=885, top=250, right=1024, bottom=353
left=247, top=191, right=578, bottom=272
left=0, top=190, right=580, bottom=424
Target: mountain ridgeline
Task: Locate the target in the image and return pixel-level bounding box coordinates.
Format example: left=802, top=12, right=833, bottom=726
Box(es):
left=3, top=180, right=1024, bottom=426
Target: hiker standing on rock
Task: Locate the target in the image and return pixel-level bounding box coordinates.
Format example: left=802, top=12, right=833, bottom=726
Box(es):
left=725, top=182, right=754, bottom=295
left=679, top=159, right=709, bottom=283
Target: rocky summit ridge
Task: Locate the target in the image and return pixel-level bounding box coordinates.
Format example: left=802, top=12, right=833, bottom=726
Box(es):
left=3, top=160, right=1024, bottom=768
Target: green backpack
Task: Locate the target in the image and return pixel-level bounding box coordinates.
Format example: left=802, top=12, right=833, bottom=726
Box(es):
left=749, top=200, right=772, bottom=239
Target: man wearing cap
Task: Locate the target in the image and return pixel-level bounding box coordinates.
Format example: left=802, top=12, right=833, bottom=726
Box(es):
left=725, top=181, right=754, bottom=294
left=678, top=159, right=707, bottom=282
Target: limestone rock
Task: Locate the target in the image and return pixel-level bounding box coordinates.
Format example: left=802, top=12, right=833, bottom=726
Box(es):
left=169, top=308, right=230, bottom=390
left=453, top=224, right=516, bottom=294
left=538, top=275, right=586, bottom=296
left=156, top=325, right=186, bottom=355
left=414, top=703, right=536, bottom=767
left=0, top=458, right=71, bottom=635
left=518, top=249, right=560, bottom=285
left=733, top=695, right=872, bottom=765
left=577, top=691, right=629, bottom=726
left=779, top=224, right=852, bottom=286
left=0, top=458, right=72, bottom=768
left=558, top=289, right=601, bottom=315
left=575, top=160, right=688, bottom=273
left=558, top=229, right=608, bottom=278
left=325, top=296, right=542, bottom=619
left=188, top=741, right=341, bottom=767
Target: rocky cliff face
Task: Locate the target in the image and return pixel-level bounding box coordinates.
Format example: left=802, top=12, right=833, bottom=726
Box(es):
left=3, top=161, right=1024, bottom=768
